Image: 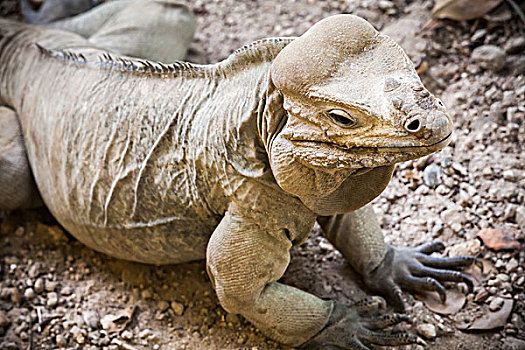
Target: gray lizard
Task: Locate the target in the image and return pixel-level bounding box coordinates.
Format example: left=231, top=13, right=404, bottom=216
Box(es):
left=0, top=14, right=475, bottom=348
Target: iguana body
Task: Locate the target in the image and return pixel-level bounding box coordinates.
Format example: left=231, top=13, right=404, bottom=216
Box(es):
left=0, top=14, right=474, bottom=348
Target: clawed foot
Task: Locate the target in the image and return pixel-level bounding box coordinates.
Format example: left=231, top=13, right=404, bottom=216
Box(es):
left=364, top=241, right=476, bottom=311
left=302, top=296, right=426, bottom=349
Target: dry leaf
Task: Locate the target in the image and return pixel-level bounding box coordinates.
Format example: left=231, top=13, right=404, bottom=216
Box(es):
left=417, top=287, right=466, bottom=315
left=432, top=0, right=503, bottom=20
left=458, top=299, right=514, bottom=331
left=463, top=258, right=496, bottom=287
left=100, top=306, right=135, bottom=333
left=477, top=228, right=520, bottom=251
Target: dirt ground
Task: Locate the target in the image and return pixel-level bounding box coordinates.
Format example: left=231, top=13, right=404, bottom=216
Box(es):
left=0, top=0, right=524, bottom=349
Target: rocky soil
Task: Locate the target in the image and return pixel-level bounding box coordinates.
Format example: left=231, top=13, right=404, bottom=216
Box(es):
left=1, top=0, right=524, bottom=349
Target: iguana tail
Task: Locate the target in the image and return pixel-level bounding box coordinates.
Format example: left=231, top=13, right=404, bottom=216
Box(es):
left=0, top=18, right=90, bottom=107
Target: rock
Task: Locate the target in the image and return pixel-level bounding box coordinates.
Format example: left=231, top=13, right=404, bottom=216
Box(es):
left=157, top=300, right=170, bottom=312
left=488, top=278, right=502, bottom=287
left=471, top=45, right=506, bottom=71
left=82, top=311, right=100, bottom=330
left=24, top=288, right=36, bottom=300
left=502, top=170, right=516, bottom=181
left=515, top=206, right=525, bottom=227
left=60, top=286, right=72, bottom=296
left=47, top=292, right=58, bottom=307
left=416, top=323, right=436, bottom=339
left=0, top=310, right=10, bottom=328
left=505, top=37, right=525, bottom=54
left=452, top=162, right=468, bottom=176
left=56, top=334, right=67, bottom=347
left=141, top=289, right=152, bottom=300
left=497, top=274, right=510, bottom=283
left=28, top=262, right=41, bottom=279
left=121, top=330, right=133, bottom=340
left=378, top=0, right=394, bottom=10
left=171, top=301, right=184, bottom=316
left=34, top=278, right=45, bottom=293
left=423, top=164, right=442, bottom=187
left=489, top=297, right=504, bottom=311
left=10, top=288, right=22, bottom=304
left=70, top=325, right=86, bottom=344
left=517, top=276, right=525, bottom=286
left=45, top=280, right=58, bottom=292
left=138, top=329, right=153, bottom=339
left=474, top=288, right=489, bottom=303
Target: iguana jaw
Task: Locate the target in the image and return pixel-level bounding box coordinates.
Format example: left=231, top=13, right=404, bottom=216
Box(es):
left=287, top=131, right=452, bottom=170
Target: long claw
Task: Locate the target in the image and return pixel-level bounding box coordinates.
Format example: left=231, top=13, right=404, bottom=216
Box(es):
left=361, top=330, right=426, bottom=346
left=474, top=258, right=484, bottom=272
left=412, top=266, right=474, bottom=292
left=401, top=276, right=447, bottom=303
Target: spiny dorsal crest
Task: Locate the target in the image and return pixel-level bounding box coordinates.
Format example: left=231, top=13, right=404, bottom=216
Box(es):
left=35, top=37, right=294, bottom=79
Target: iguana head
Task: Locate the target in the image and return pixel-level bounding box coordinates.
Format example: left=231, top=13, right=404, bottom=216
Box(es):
left=266, top=14, right=452, bottom=202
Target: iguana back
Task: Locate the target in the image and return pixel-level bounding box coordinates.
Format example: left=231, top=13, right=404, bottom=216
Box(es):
left=0, top=19, right=289, bottom=263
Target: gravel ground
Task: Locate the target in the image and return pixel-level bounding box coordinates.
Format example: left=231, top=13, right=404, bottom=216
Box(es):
left=0, top=0, right=524, bottom=349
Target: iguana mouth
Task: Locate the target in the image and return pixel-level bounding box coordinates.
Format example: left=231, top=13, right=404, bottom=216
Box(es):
left=289, top=132, right=452, bottom=170
left=291, top=132, right=452, bottom=153
left=352, top=132, right=453, bottom=153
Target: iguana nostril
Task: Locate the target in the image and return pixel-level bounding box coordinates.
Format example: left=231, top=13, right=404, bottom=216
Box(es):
left=404, top=117, right=421, bottom=133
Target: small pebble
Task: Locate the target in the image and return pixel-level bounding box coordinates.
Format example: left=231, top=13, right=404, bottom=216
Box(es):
left=56, top=334, right=67, bottom=347
left=121, top=330, right=133, bottom=340
left=141, top=289, right=152, bottom=300
left=0, top=310, right=10, bottom=327
left=60, top=286, right=72, bottom=296
left=45, top=281, right=58, bottom=292
left=157, top=300, right=170, bottom=312
left=488, top=278, right=502, bottom=287
left=506, top=259, right=518, bottom=273
left=423, top=164, right=442, bottom=187
left=138, top=329, right=152, bottom=339
left=34, top=278, right=45, bottom=293
left=497, top=274, right=510, bottom=282
left=471, top=45, right=506, bottom=71
left=47, top=292, right=58, bottom=307
left=28, top=263, right=40, bottom=279
left=502, top=170, right=516, bottom=181
left=24, top=288, right=36, bottom=300
left=82, top=311, right=100, bottom=330
left=416, top=323, right=436, bottom=339
left=171, top=301, right=184, bottom=316
left=489, top=297, right=504, bottom=311
left=474, top=289, right=489, bottom=303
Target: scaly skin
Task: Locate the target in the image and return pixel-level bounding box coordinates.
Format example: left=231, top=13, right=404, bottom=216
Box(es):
left=0, top=15, right=474, bottom=348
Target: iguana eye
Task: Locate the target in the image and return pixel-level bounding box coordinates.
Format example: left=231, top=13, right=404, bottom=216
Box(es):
left=327, top=109, right=357, bottom=128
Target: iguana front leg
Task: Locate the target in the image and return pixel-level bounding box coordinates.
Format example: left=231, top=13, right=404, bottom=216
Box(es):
left=206, top=202, right=423, bottom=348
left=319, top=204, right=475, bottom=311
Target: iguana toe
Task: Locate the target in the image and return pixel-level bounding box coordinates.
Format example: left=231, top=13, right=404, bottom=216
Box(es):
left=301, top=300, right=423, bottom=349
left=363, top=244, right=475, bottom=311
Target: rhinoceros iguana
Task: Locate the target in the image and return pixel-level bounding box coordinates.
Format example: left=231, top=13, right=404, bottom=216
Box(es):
left=0, top=14, right=475, bottom=349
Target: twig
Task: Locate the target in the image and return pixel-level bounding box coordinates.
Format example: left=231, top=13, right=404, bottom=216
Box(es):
left=506, top=0, right=525, bottom=24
